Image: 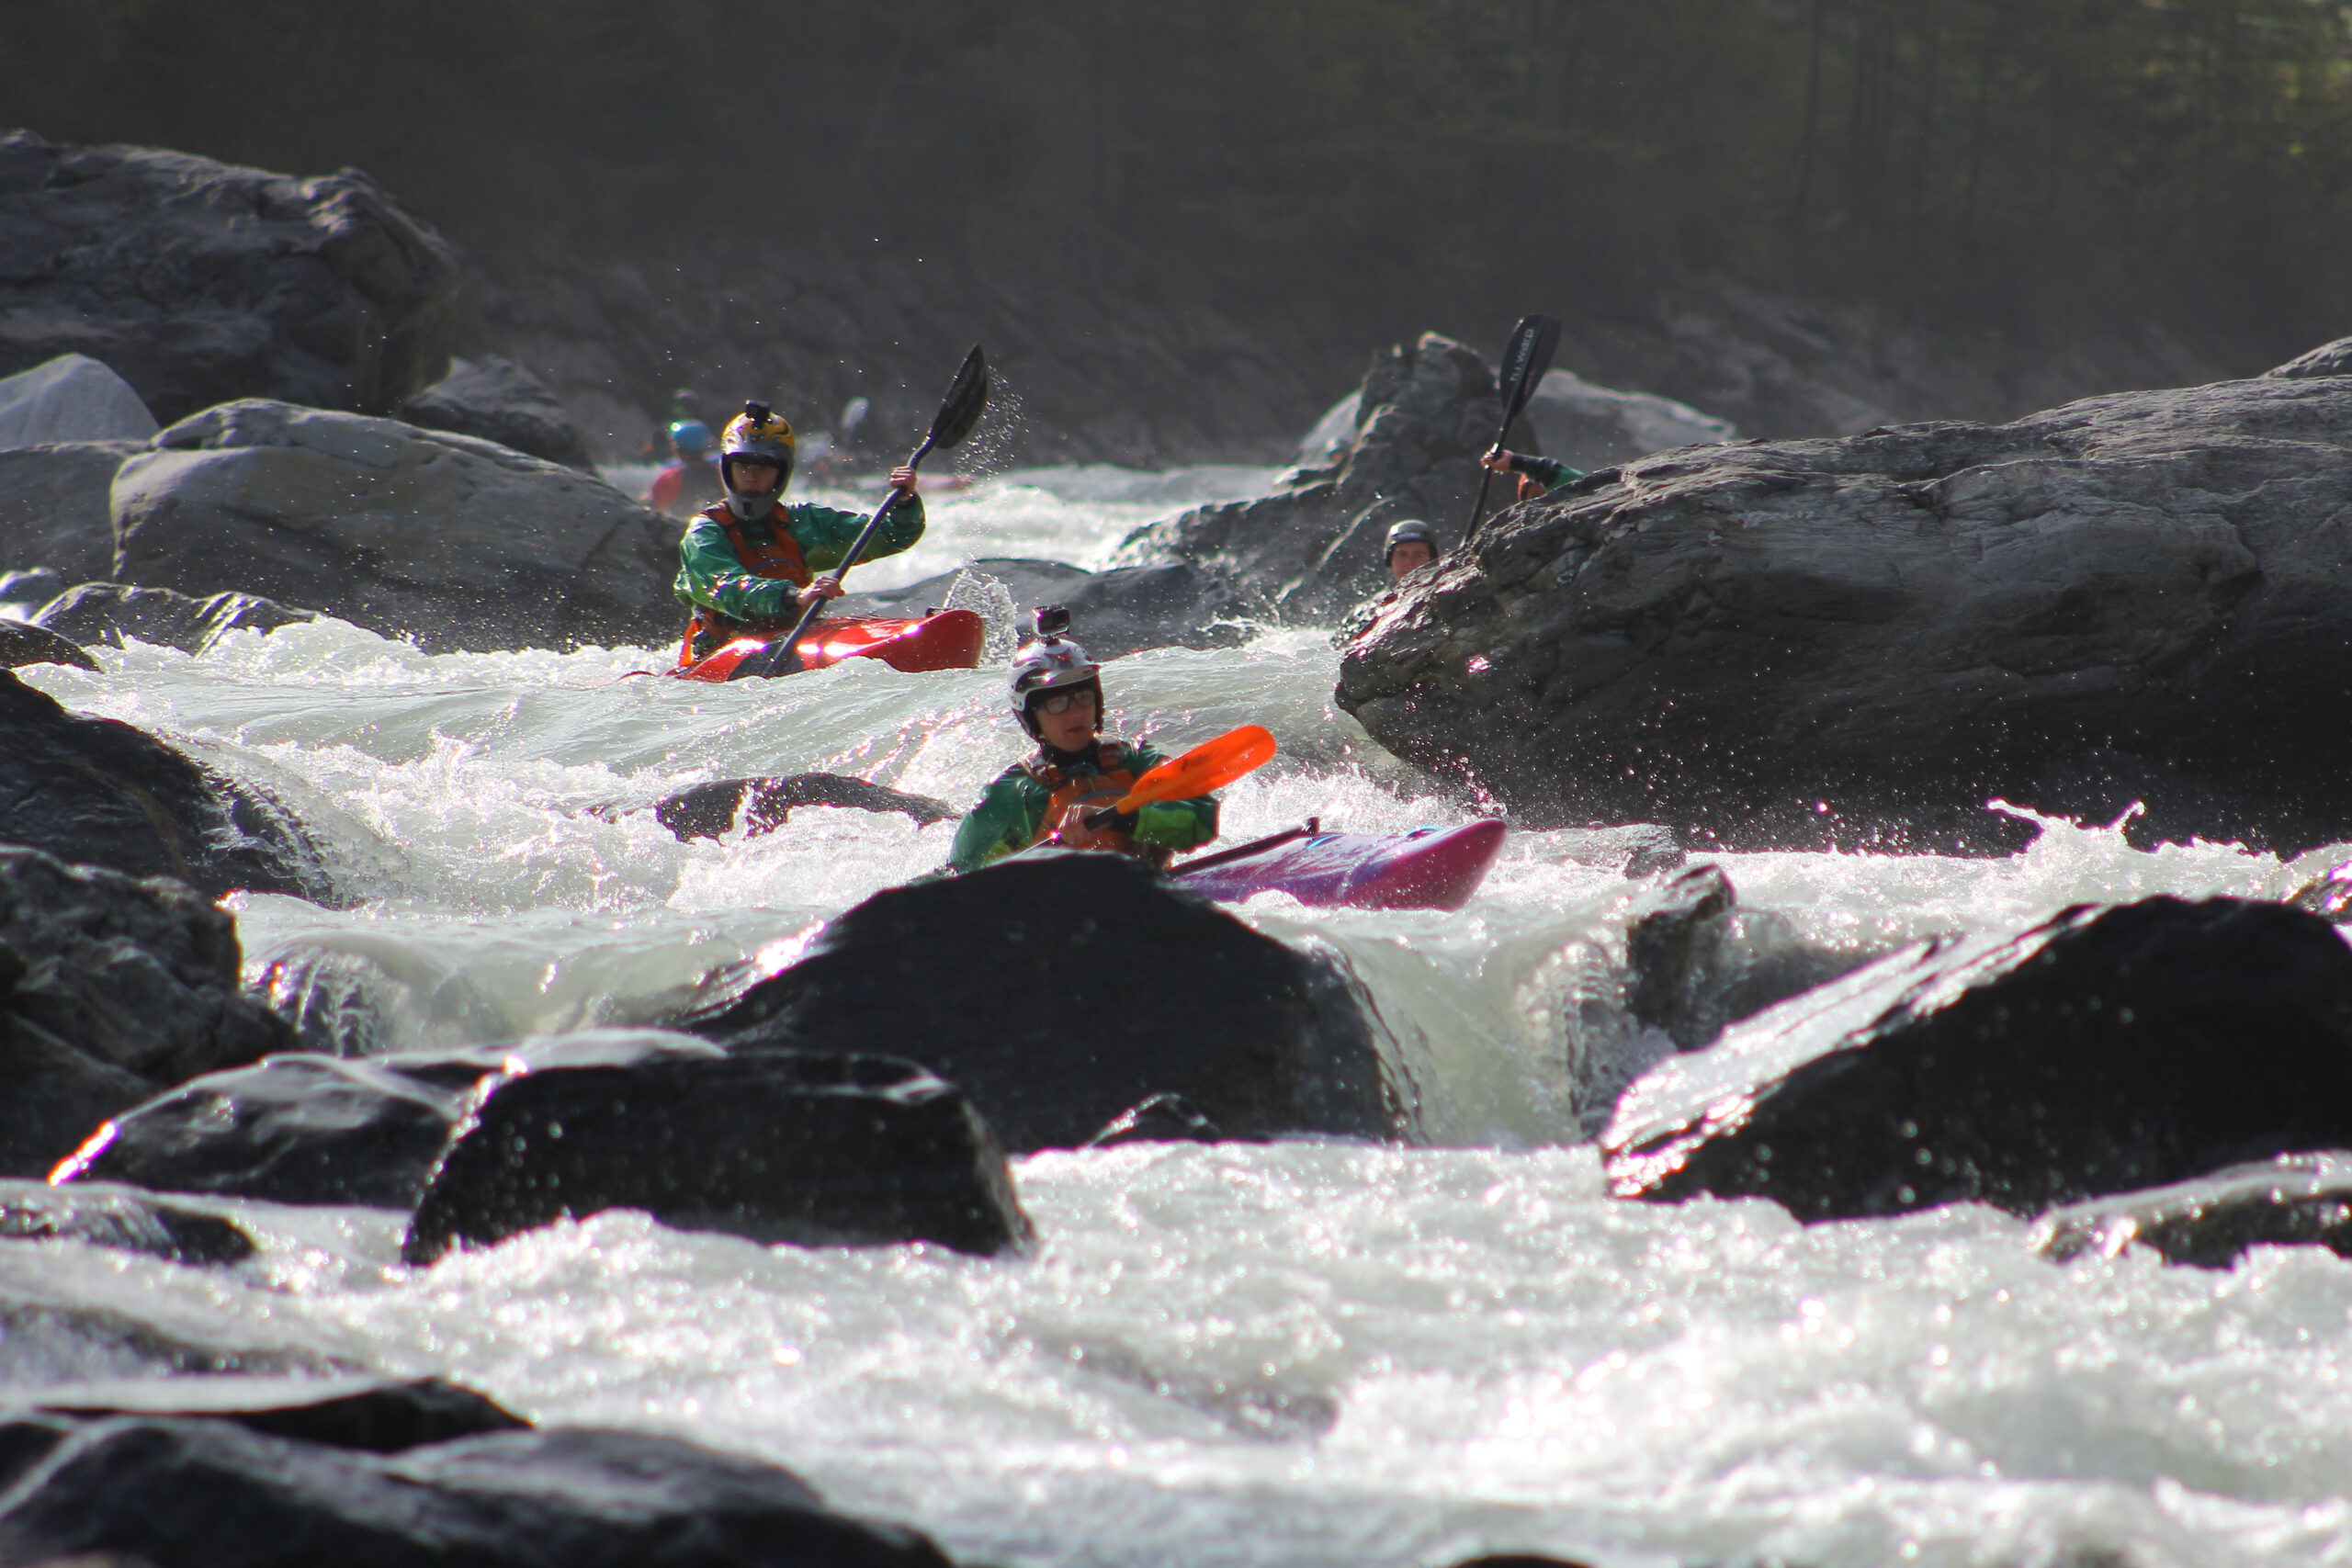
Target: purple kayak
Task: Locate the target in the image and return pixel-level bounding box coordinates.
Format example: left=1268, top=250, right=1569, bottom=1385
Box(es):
left=1172, top=818, right=1507, bottom=911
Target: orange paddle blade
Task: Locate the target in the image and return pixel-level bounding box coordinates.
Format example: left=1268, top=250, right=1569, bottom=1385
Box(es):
left=1114, top=725, right=1277, bottom=813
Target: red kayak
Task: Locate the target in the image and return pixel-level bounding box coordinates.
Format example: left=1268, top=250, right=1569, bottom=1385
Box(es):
left=1173, top=818, right=1507, bottom=910
left=673, top=610, right=986, bottom=682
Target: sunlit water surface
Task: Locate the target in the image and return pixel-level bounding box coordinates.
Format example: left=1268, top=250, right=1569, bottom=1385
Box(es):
left=10, top=465, right=2351, bottom=1568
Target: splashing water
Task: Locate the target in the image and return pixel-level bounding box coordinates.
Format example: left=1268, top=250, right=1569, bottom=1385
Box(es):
left=9, top=464, right=2348, bottom=1568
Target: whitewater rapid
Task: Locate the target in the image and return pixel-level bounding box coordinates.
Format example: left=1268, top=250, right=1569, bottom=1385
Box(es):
left=10, top=465, right=2351, bottom=1567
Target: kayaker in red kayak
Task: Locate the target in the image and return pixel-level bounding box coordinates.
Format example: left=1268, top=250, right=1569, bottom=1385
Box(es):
left=947, top=608, right=1222, bottom=874
left=673, top=401, right=926, bottom=667
left=645, top=419, right=724, bottom=518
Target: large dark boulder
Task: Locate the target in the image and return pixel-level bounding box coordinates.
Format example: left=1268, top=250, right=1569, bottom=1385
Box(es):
left=31, top=581, right=318, bottom=656
left=0, top=1420, right=955, bottom=1568
left=396, top=355, right=595, bottom=470
left=2035, top=1152, right=2352, bottom=1269
left=0, top=440, right=141, bottom=581
left=2265, top=336, right=2352, bottom=379
left=676, top=852, right=1408, bottom=1151
left=402, top=1049, right=1031, bottom=1265
left=56, top=1031, right=723, bottom=1210
left=0, top=668, right=336, bottom=900
left=1339, top=375, right=2352, bottom=853
left=111, top=399, right=676, bottom=652
left=0, top=131, right=460, bottom=423
left=1113, top=333, right=1517, bottom=620
left=1603, top=896, right=2352, bottom=1222
left=0, top=845, right=296, bottom=1177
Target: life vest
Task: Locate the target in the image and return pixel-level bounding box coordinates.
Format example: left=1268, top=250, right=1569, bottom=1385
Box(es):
left=1023, top=741, right=1166, bottom=863
left=680, top=502, right=812, bottom=666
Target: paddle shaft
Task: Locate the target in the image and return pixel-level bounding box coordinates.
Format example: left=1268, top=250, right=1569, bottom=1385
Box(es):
left=774, top=430, right=941, bottom=656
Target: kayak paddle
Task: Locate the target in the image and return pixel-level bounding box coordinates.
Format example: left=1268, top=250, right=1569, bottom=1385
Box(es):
left=1463, top=312, right=1562, bottom=536
left=744, top=344, right=990, bottom=677
left=1111, top=724, right=1278, bottom=814
left=1171, top=818, right=1320, bottom=877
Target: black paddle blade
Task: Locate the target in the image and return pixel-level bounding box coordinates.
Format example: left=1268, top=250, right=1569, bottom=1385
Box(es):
left=927, top=344, right=990, bottom=450
left=1498, top=313, right=1563, bottom=422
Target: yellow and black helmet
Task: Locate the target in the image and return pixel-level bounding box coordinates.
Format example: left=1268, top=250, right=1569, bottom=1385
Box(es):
left=719, top=401, right=797, bottom=510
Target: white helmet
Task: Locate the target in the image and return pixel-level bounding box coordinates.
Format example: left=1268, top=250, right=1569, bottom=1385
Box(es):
left=1010, top=605, right=1102, bottom=739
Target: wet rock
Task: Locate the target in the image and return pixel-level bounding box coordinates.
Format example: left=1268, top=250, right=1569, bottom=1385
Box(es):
left=396, top=355, right=594, bottom=470
left=0, top=1421, right=955, bottom=1568
left=31, top=581, right=317, bottom=656
left=1086, top=1092, right=1223, bottom=1147
left=2264, top=336, right=2352, bottom=379
left=0, top=669, right=336, bottom=900
left=0, top=131, right=459, bottom=423
left=58, top=1032, right=721, bottom=1211
left=2035, top=1152, right=2352, bottom=1269
left=0, top=1301, right=339, bottom=1383
left=650, top=773, right=957, bottom=843
left=0, top=1179, right=252, bottom=1266
left=111, top=400, right=675, bottom=652
left=251, top=941, right=511, bottom=1058
left=401, top=1049, right=1030, bottom=1265
left=0, top=567, right=64, bottom=613
left=2285, top=859, right=2352, bottom=922
left=0, top=441, right=141, bottom=581
left=0, top=355, right=158, bottom=449
left=1525, top=367, right=1736, bottom=471
left=0, top=845, right=296, bottom=1177
left=33, top=1375, right=526, bottom=1454
left=1544, top=823, right=1685, bottom=878
left=677, top=852, right=1407, bottom=1151
left=1339, top=375, right=2352, bottom=854
left=1114, top=333, right=1512, bottom=620
left=0, top=620, right=96, bottom=672
left=1604, top=896, right=2352, bottom=1222
left=1623, top=863, right=1864, bottom=1052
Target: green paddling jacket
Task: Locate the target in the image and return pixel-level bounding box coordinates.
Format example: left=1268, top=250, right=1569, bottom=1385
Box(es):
left=948, top=738, right=1219, bottom=874
left=673, top=496, right=926, bottom=661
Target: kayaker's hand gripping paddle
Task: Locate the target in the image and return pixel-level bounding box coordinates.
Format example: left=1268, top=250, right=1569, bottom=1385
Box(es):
left=746, top=344, right=990, bottom=677
left=1080, top=725, right=1278, bottom=829
left=1464, top=312, right=1561, bottom=536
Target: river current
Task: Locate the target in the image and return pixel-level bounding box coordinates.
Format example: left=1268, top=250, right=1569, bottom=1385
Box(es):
left=10, top=466, right=2352, bottom=1568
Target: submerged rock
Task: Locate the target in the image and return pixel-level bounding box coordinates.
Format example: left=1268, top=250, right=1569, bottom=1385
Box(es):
left=1114, top=332, right=1513, bottom=620
left=1603, top=896, right=2352, bottom=1222
left=841, top=555, right=1254, bottom=659
left=0, top=846, right=295, bottom=1177
left=1623, top=863, right=1865, bottom=1052
left=0, top=620, right=96, bottom=672
left=677, top=852, right=1407, bottom=1151
left=0, top=440, right=142, bottom=581
left=0, top=669, right=336, bottom=901
left=0, top=1179, right=252, bottom=1266
left=2035, top=1152, right=2352, bottom=1269
left=401, top=1049, right=1031, bottom=1264
left=1339, top=374, right=2352, bottom=853
left=112, top=399, right=675, bottom=652
left=649, top=773, right=956, bottom=843
left=0, top=131, right=460, bottom=423
left=32, top=581, right=318, bottom=656
left=58, top=1031, right=720, bottom=1211
left=33, top=1375, right=526, bottom=1455
left=0, top=1421, right=954, bottom=1568
left=396, top=355, right=595, bottom=469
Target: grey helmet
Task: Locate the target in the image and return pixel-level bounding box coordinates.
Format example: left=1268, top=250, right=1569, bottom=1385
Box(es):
left=1385, top=518, right=1440, bottom=562
left=1009, top=605, right=1102, bottom=740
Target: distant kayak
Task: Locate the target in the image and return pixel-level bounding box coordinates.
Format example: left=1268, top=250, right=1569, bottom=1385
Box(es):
left=674, top=609, right=987, bottom=681
left=1174, top=818, right=1506, bottom=910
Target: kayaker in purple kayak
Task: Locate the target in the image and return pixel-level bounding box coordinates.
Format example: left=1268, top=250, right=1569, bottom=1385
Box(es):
left=946, top=608, right=1223, bottom=874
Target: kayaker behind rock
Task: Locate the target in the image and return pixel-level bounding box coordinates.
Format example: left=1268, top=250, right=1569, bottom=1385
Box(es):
left=643, top=418, right=723, bottom=518
left=1478, top=446, right=1587, bottom=501
left=673, top=401, right=924, bottom=666
left=1382, top=518, right=1442, bottom=586
left=948, top=607, right=1221, bottom=874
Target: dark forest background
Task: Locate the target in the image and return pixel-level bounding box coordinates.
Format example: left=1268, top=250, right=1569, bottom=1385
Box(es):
left=7, top=0, right=2352, bottom=456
